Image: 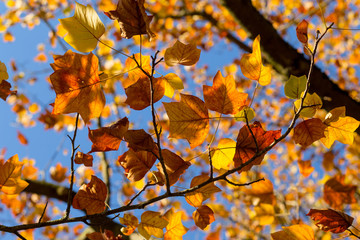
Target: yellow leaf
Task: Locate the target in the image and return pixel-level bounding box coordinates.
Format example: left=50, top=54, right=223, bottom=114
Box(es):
left=239, top=35, right=271, bottom=86
left=234, top=106, right=256, bottom=122
left=0, top=60, right=9, bottom=81
left=284, top=75, right=307, bottom=99
left=164, top=209, right=188, bottom=240
left=211, top=138, right=236, bottom=170
left=163, top=94, right=209, bottom=149
left=123, top=53, right=151, bottom=87
left=163, top=73, right=184, bottom=98
left=164, top=40, right=201, bottom=66
left=59, top=2, right=105, bottom=52
left=271, top=224, right=315, bottom=240
left=321, top=116, right=360, bottom=148
left=254, top=203, right=275, bottom=225
left=323, top=106, right=346, bottom=125
left=119, top=213, right=139, bottom=236
left=138, top=211, right=169, bottom=240
left=294, top=92, right=322, bottom=118
left=0, top=154, right=29, bottom=195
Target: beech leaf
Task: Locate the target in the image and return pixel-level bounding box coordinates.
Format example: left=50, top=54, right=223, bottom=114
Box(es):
left=0, top=154, right=29, bottom=195
left=307, top=209, right=354, bottom=233
left=163, top=94, right=209, bottom=149
left=164, top=40, right=201, bottom=66
left=138, top=211, right=169, bottom=240
left=72, top=175, right=108, bottom=215
left=59, top=2, right=105, bottom=52
left=50, top=50, right=105, bottom=124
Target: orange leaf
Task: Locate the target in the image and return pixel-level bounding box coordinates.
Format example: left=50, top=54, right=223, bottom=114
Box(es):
left=296, top=20, right=309, bottom=45
left=293, top=118, right=326, bottom=147
left=297, top=160, right=314, bottom=177
left=239, top=35, right=271, bottom=86
left=74, top=152, right=94, bottom=167
left=118, top=148, right=157, bottom=181
left=72, top=175, right=107, bottom=215
left=123, top=53, right=151, bottom=87
left=307, top=209, right=354, bottom=233
left=164, top=209, right=188, bottom=240
left=88, top=117, right=129, bottom=153
left=323, top=175, right=356, bottom=209
left=155, top=149, right=191, bottom=186
left=0, top=80, right=17, bottom=101
left=50, top=163, right=67, bottom=183
left=0, top=60, right=9, bottom=81
left=271, top=224, right=315, bottom=240
left=243, top=178, right=275, bottom=205
left=233, top=121, right=281, bottom=172
left=163, top=94, right=209, bottom=149
left=119, top=213, right=139, bottom=236
left=185, top=174, right=221, bottom=208
left=0, top=154, right=29, bottom=195
left=138, top=211, right=169, bottom=240
left=125, top=77, right=165, bottom=110
left=164, top=40, right=201, bottom=66
left=193, top=205, right=215, bottom=230
left=203, top=70, right=248, bottom=114
left=17, top=131, right=28, bottom=145
left=50, top=50, right=105, bottom=124
left=123, top=129, right=156, bottom=152
left=105, top=0, right=156, bottom=40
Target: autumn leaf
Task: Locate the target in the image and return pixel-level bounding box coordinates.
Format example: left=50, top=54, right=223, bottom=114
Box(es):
left=239, top=35, right=271, bottom=86
left=294, top=92, right=322, bottom=118
left=297, top=160, right=314, bottom=177
left=185, top=174, right=221, bottom=208
left=254, top=203, right=275, bottom=225
left=118, top=148, right=157, bottom=181
left=0, top=60, right=9, bottom=81
left=74, top=152, right=93, bottom=167
left=234, top=106, right=255, bottom=122
left=163, top=94, right=209, bottom=149
left=193, top=205, right=215, bottom=230
left=59, top=2, right=105, bottom=52
left=105, top=0, right=156, bottom=40
left=87, top=229, right=124, bottom=240
left=17, top=131, right=28, bottom=145
left=124, top=77, right=165, bottom=110
left=243, top=178, right=275, bottom=205
left=233, top=121, right=281, bottom=172
left=50, top=50, right=105, bottom=124
left=164, top=209, right=188, bottom=240
left=50, top=163, right=67, bottom=183
left=284, top=75, right=307, bottom=99
left=123, top=53, right=151, bottom=87
left=72, top=175, right=108, bottom=215
left=293, top=118, right=326, bottom=147
left=296, top=20, right=309, bottom=45
left=119, top=213, right=139, bottom=236
left=271, top=224, right=315, bottom=240
left=0, top=154, right=29, bottom=195
left=164, top=40, right=201, bottom=66
left=138, top=211, right=169, bottom=240
left=323, top=175, right=356, bottom=209
left=155, top=149, right=191, bottom=186
left=211, top=138, right=236, bottom=170
left=0, top=80, right=17, bottom=101
left=123, top=129, right=156, bottom=152
left=203, top=70, right=248, bottom=114
left=307, top=209, right=354, bottom=233
left=323, top=106, right=346, bottom=125
left=162, top=73, right=184, bottom=98
left=88, top=117, right=129, bottom=153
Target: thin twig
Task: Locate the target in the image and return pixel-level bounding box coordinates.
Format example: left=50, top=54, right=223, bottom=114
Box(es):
left=245, top=109, right=258, bottom=152
left=38, top=200, right=49, bottom=223
left=126, top=182, right=155, bottom=207
left=208, top=144, right=214, bottom=179
left=224, top=177, right=265, bottom=187
left=14, top=232, right=26, bottom=240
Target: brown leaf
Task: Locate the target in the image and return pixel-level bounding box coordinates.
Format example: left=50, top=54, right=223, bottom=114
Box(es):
left=193, top=205, right=215, bottom=230
left=50, top=163, right=68, bottom=183
left=307, top=209, right=354, bottom=233
left=88, top=117, right=129, bottom=153
left=118, top=148, right=156, bottom=181
left=72, top=175, right=108, bottom=215
left=0, top=80, right=17, bottom=101
left=104, top=0, right=156, bottom=40
left=164, top=40, right=201, bottom=66
left=323, top=175, right=356, bottom=209
left=74, top=151, right=94, bottom=167
left=243, top=179, right=275, bottom=205
left=297, top=160, right=314, bottom=177
left=123, top=129, right=156, bottom=152
left=155, top=149, right=191, bottom=186
left=233, top=121, right=281, bottom=172
left=125, top=77, right=165, bottom=110
left=17, top=131, right=28, bottom=145
left=293, top=118, right=326, bottom=147
left=138, top=211, right=169, bottom=239
left=296, top=20, right=309, bottom=45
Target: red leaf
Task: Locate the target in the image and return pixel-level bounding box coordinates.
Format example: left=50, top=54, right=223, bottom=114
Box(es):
left=307, top=209, right=354, bottom=233
left=323, top=175, right=356, bottom=209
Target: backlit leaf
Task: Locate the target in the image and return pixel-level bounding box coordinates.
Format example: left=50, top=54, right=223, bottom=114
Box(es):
left=0, top=80, right=16, bottom=101
left=243, top=179, right=275, bottom=205
left=293, top=118, right=326, bottom=147
left=123, top=129, right=156, bottom=152
left=254, top=203, right=275, bottom=225
left=234, top=106, right=255, bottom=122
left=119, top=213, right=139, bottom=236
left=0, top=60, right=9, bottom=81
left=233, top=121, right=281, bottom=172
left=88, top=117, right=129, bottom=153
left=162, top=73, right=184, bottom=98
left=72, top=175, right=108, bottom=215
left=50, top=50, right=105, bottom=124
left=211, top=138, right=236, bottom=170
left=164, top=40, right=201, bottom=66
left=203, top=70, right=248, bottom=114
left=296, top=20, right=309, bottom=44
left=74, top=152, right=94, bottom=167
left=164, top=209, right=188, bottom=240
left=284, top=75, right=307, bottom=99
left=239, top=35, right=271, bottom=86
left=0, top=154, right=28, bottom=195
left=59, top=2, right=105, bottom=52
left=323, top=175, right=356, bottom=209
left=123, top=53, right=151, bottom=87
left=193, top=205, right=215, bottom=230
left=297, top=160, right=314, bottom=177
left=307, top=209, right=353, bottom=233
left=271, top=224, right=314, bottom=240
left=164, top=94, right=209, bottom=149
left=138, top=211, right=169, bottom=240
left=294, top=92, right=322, bottom=118
left=50, top=163, right=67, bottom=183
left=324, top=106, right=346, bottom=125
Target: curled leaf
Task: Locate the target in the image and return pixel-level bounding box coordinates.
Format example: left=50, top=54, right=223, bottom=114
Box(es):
left=74, top=152, right=94, bottom=167
left=307, top=209, right=354, bottom=233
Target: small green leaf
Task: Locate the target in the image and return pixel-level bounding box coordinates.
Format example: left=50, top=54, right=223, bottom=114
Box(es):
left=284, top=75, right=307, bottom=99
left=235, top=107, right=255, bottom=122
